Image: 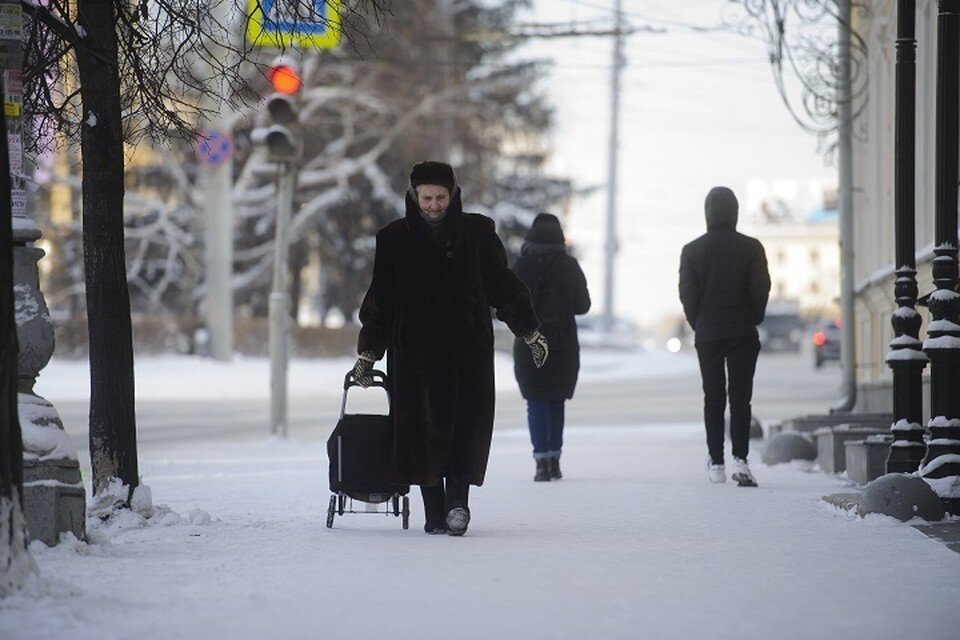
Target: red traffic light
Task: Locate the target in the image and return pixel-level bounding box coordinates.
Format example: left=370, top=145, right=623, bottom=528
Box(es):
left=269, top=65, right=302, bottom=95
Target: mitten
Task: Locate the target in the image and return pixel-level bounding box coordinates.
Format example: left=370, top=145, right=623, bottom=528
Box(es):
left=524, top=330, right=549, bottom=369
left=352, top=351, right=378, bottom=387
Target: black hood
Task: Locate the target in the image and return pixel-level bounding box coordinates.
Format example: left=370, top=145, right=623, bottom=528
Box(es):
left=704, top=186, right=738, bottom=230
left=525, top=213, right=565, bottom=244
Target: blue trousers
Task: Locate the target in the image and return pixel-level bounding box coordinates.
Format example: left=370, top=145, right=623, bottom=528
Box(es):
left=527, top=399, right=565, bottom=459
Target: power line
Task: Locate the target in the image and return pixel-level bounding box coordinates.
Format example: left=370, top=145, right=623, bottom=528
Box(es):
left=556, top=0, right=730, bottom=33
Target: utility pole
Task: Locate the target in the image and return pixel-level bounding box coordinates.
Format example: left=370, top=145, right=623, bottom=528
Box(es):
left=603, top=0, right=625, bottom=332
left=834, top=0, right=857, bottom=413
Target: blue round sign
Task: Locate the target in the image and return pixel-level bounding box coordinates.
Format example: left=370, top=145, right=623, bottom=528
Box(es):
left=195, top=129, right=234, bottom=166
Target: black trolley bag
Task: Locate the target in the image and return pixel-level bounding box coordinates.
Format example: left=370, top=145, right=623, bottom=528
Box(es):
left=325, top=369, right=410, bottom=529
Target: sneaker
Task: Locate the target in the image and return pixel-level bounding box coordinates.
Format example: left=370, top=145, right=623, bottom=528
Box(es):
left=446, top=507, right=471, bottom=536
left=707, top=458, right=726, bottom=483
left=731, top=457, right=758, bottom=487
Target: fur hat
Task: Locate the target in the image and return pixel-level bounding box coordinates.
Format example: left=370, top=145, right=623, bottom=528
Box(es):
left=410, top=161, right=457, bottom=192
left=525, top=213, right=565, bottom=244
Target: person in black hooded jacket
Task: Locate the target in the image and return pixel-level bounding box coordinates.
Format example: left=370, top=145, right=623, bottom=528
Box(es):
left=679, top=186, right=770, bottom=487
left=513, top=213, right=591, bottom=481
left=352, top=161, right=549, bottom=536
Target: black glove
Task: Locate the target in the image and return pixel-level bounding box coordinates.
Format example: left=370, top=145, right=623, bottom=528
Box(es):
left=352, top=351, right=378, bottom=387
left=524, top=330, right=549, bottom=369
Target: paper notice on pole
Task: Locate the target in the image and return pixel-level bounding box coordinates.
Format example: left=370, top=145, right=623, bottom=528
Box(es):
left=7, top=132, right=21, bottom=174
left=10, top=188, right=26, bottom=216
left=3, top=68, right=21, bottom=116
left=0, top=5, right=22, bottom=41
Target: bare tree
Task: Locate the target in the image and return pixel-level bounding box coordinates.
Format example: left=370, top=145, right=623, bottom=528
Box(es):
left=724, top=0, right=868, bottom=154
left=19, top=0, right=392, bottom=497
left=28, top=1, right=569, bottom=335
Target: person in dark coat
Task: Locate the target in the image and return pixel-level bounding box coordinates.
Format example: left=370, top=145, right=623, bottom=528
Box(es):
left=679, top=186, right=770, bottom=487
left=353, top=161, right=549, bottom=536
left=512, top=214, right=591, bottom=481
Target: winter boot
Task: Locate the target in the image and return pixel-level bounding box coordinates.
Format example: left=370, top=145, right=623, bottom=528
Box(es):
left=548, top=455, right=562, bottom=480
left=421, top=484, right=446, bottom=534
left=534, top=458, right=551, bottom=482
left=446, top=507, right=471, bottom=536
left=731, top=457, right=758, bottom=487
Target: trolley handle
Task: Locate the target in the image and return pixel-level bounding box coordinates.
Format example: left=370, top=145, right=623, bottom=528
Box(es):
left=340, top=369, right=390, bottom=418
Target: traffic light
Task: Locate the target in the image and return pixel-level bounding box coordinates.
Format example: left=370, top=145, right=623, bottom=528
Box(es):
left=252, top=57, right=303, bottom=163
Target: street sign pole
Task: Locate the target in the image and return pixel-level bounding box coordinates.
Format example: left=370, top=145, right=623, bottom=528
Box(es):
left=201, top=133, right=234, bottom=361
left=269, top=162, right=295, bottom=437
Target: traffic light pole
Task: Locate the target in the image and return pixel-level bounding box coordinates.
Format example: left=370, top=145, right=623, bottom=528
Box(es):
left=269, top=162, right=296, bottom=438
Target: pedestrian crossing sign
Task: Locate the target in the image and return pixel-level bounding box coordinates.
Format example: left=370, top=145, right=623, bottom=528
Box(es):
left=246, top=0, right=341, bottom=50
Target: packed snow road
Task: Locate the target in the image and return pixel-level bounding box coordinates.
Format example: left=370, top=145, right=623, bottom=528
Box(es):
left=39, top=347, right=841, bottom=456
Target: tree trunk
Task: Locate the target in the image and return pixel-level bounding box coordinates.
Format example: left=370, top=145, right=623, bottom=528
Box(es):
left=1, top=72, right=33, bottom=595
left=75, top=0, right=139, bottom=496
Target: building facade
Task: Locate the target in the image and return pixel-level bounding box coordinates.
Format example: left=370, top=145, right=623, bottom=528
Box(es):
left=852, top=0, right=945, bottom=415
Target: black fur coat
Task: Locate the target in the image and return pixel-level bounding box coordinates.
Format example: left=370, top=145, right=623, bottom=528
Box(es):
left=358, top=188, right=539, bottom=487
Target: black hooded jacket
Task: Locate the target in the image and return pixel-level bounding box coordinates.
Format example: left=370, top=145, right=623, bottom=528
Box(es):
left=679, top=188, right=771, bottom=342
left=512, top=214, right=591, bottom=400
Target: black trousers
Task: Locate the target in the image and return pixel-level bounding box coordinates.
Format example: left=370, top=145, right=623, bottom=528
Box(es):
left=695, top=336, right=761, bottom=465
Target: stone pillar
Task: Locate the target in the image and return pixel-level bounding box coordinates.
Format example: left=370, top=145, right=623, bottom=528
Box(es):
left=886, top=0, right=929, bottom=473
left=920, top=0, right=960, bottom=514
left=3, top=0, right=85, bottom=544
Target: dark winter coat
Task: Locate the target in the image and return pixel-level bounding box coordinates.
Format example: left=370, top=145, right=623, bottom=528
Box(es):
left=357, top=187, right=539, bottom=487
left=679, top=188, right=771, bottom=343
left=512, top=217, right=591, bottom=400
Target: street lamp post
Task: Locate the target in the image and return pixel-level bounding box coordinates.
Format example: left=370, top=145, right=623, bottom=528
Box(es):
left=886, top=0, right=928, bottom=473
left=920, top=0, right=960, bottom=514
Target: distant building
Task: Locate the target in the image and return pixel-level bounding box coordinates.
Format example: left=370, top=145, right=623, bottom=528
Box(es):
left=742, top=202, right=840, bottom=319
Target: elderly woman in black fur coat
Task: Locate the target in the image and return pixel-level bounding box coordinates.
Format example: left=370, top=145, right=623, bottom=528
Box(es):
left=352, top=161, right=549, bottom=536
left=512, top=214, right=591, bottom=481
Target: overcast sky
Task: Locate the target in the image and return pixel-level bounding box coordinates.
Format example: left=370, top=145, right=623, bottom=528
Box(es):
left=513, top=0, right=837, bottom=331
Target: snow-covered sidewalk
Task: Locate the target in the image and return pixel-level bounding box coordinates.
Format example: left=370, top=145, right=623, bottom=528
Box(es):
left=3, top=422, right=959, bottom=640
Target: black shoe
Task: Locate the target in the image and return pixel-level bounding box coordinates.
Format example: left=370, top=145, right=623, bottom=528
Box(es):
left=534, top=458, right=551, bottom=482
left=446, top=507, right=470, bottom=536
left=548, top=456, right=562, bottom=480
left=424, top=520, right=447, bottom=535
left=421, top=484, right=446, bottom=533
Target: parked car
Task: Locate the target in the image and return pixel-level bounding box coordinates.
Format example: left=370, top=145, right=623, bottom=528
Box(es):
left=758, top=301, right=804, bottom=351
left=812, top=318, right=842, bottom=368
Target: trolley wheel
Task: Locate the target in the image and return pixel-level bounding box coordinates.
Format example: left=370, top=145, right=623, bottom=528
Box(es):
left=392, top=494, right=400, bottom=516
left=326, top=495, right=336, bottom=528
left=337, top=494, right=345, bottom=515
left=401, top=496, right=410, bottom=530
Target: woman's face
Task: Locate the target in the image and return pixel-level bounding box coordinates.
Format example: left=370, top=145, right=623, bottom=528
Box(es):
left=416, top=184, right=451, bottom=220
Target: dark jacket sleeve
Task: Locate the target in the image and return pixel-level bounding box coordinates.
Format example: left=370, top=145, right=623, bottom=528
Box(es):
left=478, top=219, right=539, bottom=337
left=572, top=258, right=591, bottom=315
left=749, top=241, right=771, bottom=325
left=678, top=243, right=700, bottom=330
left=357, top=229, right=394, bottom=358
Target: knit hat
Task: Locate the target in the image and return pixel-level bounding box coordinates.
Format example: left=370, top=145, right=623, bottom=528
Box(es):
left=525, top=213, right=565, bottom=244
left=410, top=161, right=457, bottom=192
